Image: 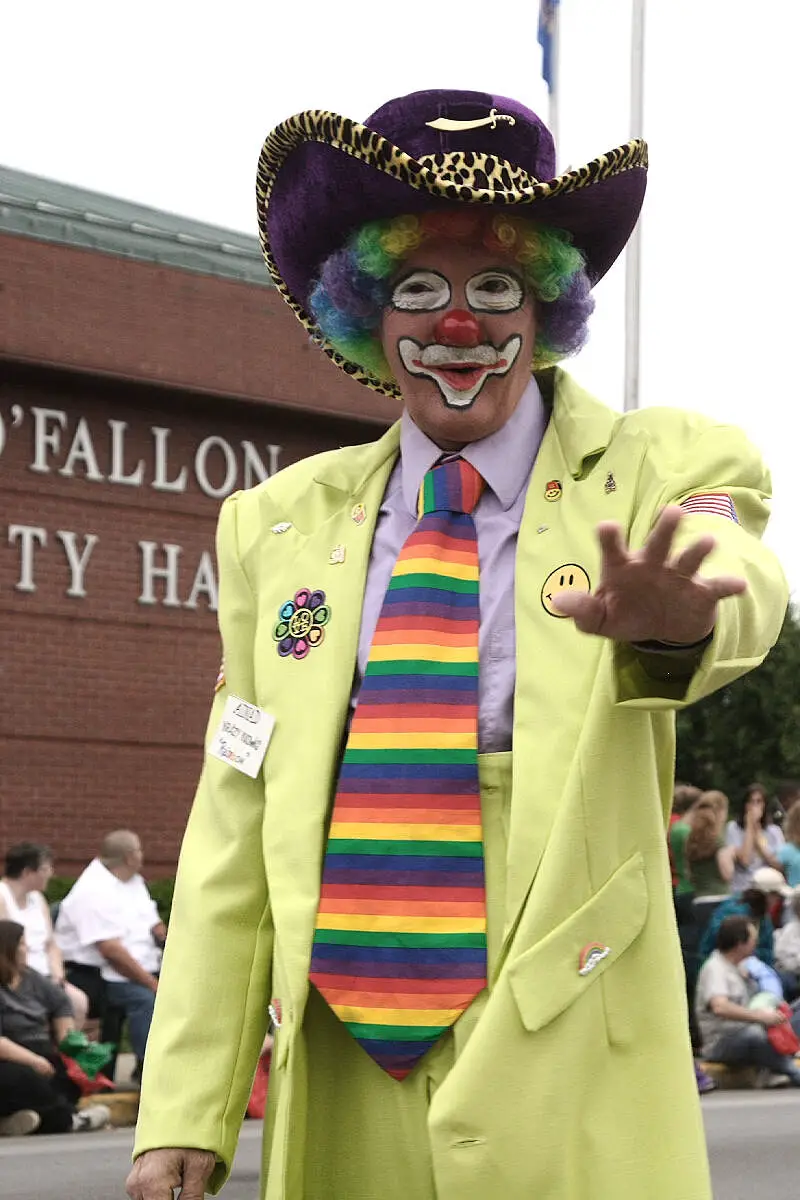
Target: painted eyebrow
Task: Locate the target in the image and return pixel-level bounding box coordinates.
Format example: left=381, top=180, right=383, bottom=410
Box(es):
left=466, top=268, right=525, bottom=287
left=391, top=268, right=451, bottom=289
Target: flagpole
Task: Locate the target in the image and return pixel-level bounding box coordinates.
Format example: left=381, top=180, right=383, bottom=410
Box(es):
left=548, top=3, right=560, bottom=165
left=623, top=0, right=646, bottom=412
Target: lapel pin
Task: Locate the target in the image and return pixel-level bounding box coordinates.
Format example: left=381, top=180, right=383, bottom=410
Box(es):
left=537, top=525, right=549, bottom=534
left=268, top=1000, right=283, bottom=1029
left=544, top=480, right=562, bottom=502
left=271, top=521, right=292, bottom=534
left=214, top=659, right=225, bottom=693
left=273, top=588, right=331, bottom=659
left=351, top=502, right=366, bottom=526
left=604, top=472, right=617, bottom=494
left=329, top=544, right=346, bottom=565
left=578, top=943, right=611, bottom=976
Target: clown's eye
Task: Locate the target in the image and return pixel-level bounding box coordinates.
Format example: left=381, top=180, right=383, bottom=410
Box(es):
left=391, top=270, right=451, bottom=312
left=466, top=270, right=524, bottom=312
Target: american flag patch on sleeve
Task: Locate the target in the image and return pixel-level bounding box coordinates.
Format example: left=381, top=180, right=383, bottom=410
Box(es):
left=214, top=659, right=226, bottom=692
left=680, top=492, right=739, bottom=523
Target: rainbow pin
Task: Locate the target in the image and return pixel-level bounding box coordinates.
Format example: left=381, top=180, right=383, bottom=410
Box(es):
left=578, top=942, right=611, bottom=976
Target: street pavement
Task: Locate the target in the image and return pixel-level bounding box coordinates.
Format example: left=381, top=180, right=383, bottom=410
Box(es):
left=1, top=1092, right=799, bottom=1198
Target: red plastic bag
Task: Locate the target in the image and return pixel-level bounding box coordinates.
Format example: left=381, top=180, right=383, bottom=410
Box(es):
left=246, top=1050, right=271, bottom=1119
left=766, top=1003, right=800, bottom=1057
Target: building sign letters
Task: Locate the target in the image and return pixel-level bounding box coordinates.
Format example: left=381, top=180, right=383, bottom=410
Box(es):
left=1, top=403, right=283, bottom=611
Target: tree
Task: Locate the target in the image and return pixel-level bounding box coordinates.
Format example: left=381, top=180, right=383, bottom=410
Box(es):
left=675, top=606, right=800, bottom=806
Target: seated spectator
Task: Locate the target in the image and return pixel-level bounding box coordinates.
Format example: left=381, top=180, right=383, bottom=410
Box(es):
left=698, top=867, right=792, bottom=968
left=726, top=783, right=785, bottom=892
left=0, top=920, right=110, bottom=1135
left=55, top=831, right=165, bottom=1072
left=778, top=803, right=800, bottom=888
left=0, top=843, right=88, bottom=1027
left=695, top=915, right=800, bottom=1086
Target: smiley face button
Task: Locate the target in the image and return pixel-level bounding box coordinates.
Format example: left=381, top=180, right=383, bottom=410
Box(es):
left=541, top=563, right=591, bottom=617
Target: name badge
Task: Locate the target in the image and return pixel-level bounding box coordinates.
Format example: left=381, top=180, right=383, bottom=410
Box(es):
left=209, top=695, right=275, bottom=778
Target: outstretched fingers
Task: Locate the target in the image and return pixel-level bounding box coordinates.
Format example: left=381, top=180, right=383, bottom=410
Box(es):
left=641, top=505, right=683, bottom=566
left=596, top=522, right=629, bottom=571
left=671, top=535, right=717, bottom=579
left=704, top=575, right=748, bottom=601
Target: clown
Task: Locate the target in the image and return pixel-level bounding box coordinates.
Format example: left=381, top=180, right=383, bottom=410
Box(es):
left=128, top=90, right=786, bottom=1200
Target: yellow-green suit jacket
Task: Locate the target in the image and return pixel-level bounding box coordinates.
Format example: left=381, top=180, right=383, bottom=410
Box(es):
left=134, top=369, right=787, bottom=1199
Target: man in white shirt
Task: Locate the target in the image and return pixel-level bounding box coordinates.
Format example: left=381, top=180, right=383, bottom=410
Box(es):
left=695, top=915, right=800, bottom=1083
left=56, top=831, right=165, bottom=1066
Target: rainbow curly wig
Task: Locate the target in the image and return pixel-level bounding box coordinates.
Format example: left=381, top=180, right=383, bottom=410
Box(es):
left=308, top=210, right=594, bottom=383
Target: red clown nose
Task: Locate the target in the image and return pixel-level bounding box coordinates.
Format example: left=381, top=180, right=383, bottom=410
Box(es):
left=433, top=309, right=482, bottom=348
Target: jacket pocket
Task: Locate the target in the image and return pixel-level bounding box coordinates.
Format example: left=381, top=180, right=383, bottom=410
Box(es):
left=507, top=851, right=648, bottom=1032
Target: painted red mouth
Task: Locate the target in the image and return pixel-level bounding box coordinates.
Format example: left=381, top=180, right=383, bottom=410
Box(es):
left=412, top=360, right=508, bottom=391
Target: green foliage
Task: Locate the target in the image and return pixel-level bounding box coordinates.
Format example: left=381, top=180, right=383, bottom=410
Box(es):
left=147, top=879, right=174, bottom=924
left=46, top=877, right=175, bottom=924
left=45, top=877, right=75, bottom=907
left=676, top=606, right=800, bottom=808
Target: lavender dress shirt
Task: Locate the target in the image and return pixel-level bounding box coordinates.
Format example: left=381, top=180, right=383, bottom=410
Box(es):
left=356, top=377, right=548, bottom=753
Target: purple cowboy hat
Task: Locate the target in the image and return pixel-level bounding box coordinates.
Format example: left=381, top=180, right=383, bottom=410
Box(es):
left=256, top=88, right=647, bottom=396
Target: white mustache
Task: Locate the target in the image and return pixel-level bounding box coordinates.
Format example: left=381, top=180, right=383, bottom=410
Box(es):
left=418, top=344, right=500, bottom=368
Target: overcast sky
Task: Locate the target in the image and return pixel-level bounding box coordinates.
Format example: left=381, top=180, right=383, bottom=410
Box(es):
left=3, top=1, right=798, bottom=590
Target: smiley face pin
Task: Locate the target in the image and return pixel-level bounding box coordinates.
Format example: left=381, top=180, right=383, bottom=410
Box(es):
left=541, top=564, right=591, bottom=617
left=544, top=479, right=562, bottom=502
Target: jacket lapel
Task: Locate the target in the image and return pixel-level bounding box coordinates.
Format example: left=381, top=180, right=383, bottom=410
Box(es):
left=501, top=371, right=621, bottom=954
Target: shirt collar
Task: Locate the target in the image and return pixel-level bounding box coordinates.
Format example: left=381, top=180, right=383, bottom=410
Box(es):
left=400, top=375, right=547, bottom=515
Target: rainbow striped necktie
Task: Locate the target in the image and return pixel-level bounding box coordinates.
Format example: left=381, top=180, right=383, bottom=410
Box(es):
left=310, top=456, right=487, bottom=1080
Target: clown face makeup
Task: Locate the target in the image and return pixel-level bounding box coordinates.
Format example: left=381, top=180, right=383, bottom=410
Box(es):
left=397, top=332, right=523, bottom=409
left=381, top=239, right=537, bottom=449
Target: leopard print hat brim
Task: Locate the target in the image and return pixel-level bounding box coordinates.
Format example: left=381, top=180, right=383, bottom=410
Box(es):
left=256, top=95, right=647, bottom=398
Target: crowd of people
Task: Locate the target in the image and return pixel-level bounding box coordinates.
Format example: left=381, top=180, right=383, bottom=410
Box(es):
left=0, top=832, right=163, bottom=1138
left=670, top=780, right=800, bottom=1092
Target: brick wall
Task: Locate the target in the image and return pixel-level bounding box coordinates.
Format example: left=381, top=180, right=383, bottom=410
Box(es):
left=0, top=231, right=397, bottom=875
left=0, top=232, right=400, bottom=425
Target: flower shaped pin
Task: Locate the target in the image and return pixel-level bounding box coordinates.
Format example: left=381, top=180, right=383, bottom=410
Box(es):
left=273, top=588, right=331, bottom=659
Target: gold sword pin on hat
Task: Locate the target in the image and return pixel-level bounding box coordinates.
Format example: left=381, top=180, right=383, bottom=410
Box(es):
left=426, top=108, right=516, bottom=132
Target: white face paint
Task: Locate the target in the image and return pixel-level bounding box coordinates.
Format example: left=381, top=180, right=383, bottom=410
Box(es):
left=397, top=334, right=524, bottom=409
left=464, top=269, right=524, bottom=313
left=391, top=270, right=451, bottom=312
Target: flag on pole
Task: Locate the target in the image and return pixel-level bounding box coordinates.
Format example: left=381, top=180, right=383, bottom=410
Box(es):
left=538, top=0, right=560, bottom=93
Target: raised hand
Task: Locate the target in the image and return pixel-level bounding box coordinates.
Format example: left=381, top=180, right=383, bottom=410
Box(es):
left=552, top=505, right=746, bottom=645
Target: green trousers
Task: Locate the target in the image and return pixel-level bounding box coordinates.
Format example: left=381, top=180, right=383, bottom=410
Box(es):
left=303, top=753, right=512, bottom=1199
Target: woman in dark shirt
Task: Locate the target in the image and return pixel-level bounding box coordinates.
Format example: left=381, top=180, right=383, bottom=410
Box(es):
left=0, top=920, right=109, bottom=1135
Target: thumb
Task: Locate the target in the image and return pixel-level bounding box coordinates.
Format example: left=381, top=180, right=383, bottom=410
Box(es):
left=550, top=590, right=604, bottom=634
left=179, top=1151, right=217, bottom=1199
